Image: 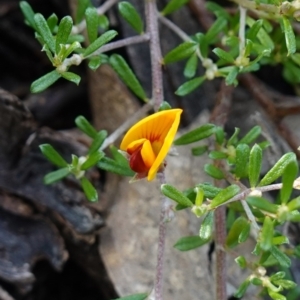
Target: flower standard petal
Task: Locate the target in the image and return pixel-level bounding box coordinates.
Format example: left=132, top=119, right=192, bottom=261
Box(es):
left=120, top=108, right=183, bottom=181
left=120, top=109, right=183, bottom=151
left=147, top=109, right=182, bottom=180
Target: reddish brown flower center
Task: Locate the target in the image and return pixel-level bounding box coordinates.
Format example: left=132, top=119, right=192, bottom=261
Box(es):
left=129, top=146, right=150, bottom=173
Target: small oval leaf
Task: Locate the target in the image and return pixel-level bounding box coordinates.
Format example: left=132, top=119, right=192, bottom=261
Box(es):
left=248, top=144, right=262, bottom=187
left=80, top=177, right=98, bottom=202
left=175, top=76, right=205, bottom=96
left=235, top=143, right=250, bottom=179
left=83, top=30, right=118, bottom=57
left=173, top=235, right=210, bottom=251
left=31, top=70, right=61, bottom=93
left=56, top=16, right=73, bottom=54
left=199, top=211, right=214, bottom=240
left=163, top=42, right=197, bottom=64
left=118, top=2, right=143, bottom=34
left=161, top=184, right=193, bottom=207
left=109, top=54, right=147, bottom=101
left=210, top=184, right=240, bottom=208
left=39, top=144, right=68, bottom=167
left=174, top=124, right=216, bottom=145
left=204, top=164, right=224, bottom=180
left=44, top=167, right=70, bottom=184
left=259, top=152, right=297, bottom=186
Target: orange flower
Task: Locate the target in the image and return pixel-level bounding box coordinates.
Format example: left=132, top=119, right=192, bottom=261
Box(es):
left=120, top=109, right=183, bottom=181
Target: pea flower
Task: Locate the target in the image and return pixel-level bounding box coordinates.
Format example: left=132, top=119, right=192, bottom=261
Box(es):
left=120, top=108, right=183, bottom=181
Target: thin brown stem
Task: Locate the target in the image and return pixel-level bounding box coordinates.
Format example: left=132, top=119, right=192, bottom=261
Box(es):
left=94, top=34, right=150, bottom=55
left=154, top=172, right=174, bottom=300
left=145, top=0, right=164, bottom=111
left=214, top=204, right=227, bottom=300
left=210, top=82, right=233, bottom=300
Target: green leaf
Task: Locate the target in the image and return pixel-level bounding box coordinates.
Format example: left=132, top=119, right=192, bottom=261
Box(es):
left=88, top=130, right=108, bottom=154
left=270, top=271, right=286, bottom=281
left=44, top=167, right=70, bottom=184
left=88, top=54, right=108, bottom=70
left=98, top=157, right=134, bottom=176
left=59, top=41, right=82, bottom=60
left=215, top=126, right=224, bottom=145
left=175, top=76, right=205, bottom=96
left=251, top=277, right=263, bottom=286
left=161, top=0, right=189, bottom=15
left=282, top=16, right=296, bottom=56
left=205, top=17, right=227, bottom=41
left=163, top=42, right=197, bottom=64
left=234, top=280, right=250, bottom=298
left=85, top=7, right=98, bottom=43
left=280, top=159, right=298, bottom=204
left=113, top=293, right=148, bottom=300
left=270, top=246, right=291, bottom=268
left=118, top=2, right=144, bottom=34
left=109, top=54, right=147, bottom=101
left=56, top=16, right=73, bottom=54
left=158, top=101, right=172, bottom=111
left=260, top=216, right=274, bottom=251
left=173, top=235, right=209, bottom=251
left=226, top=216, right=250, bottom=248
left=191, top=145, right=208, bottom=156
left=208, top=151, right=227, bottom=159
left=239, top=125, right=261, bottom=145
left=98, top=15, right=109, bottom=30
left=47, top=13, right=58, bottom=33
left=20, top=1, right=36, bottom=29
left=225, top=66, right=239, bottom=85
left=206, top=1, right=230, bottom=18
left=235, top=255, right=247, bottom=268
left=184, top=54, right=198, bottom=78
left=34, top=13, right=56, bottom=53
left=80, top=177, right=98, bottom=202
left=174, top=124, right=215, bottom=145
left=197, top=183, right=222, bottom=199
left=248, top=144, right=262, bottom=187
left=268, top=291, right=286, bottom=300
left=227, top=127, right=240, bottom=146
left=235, top=144, right=250, bottom=179
left=161, top=184, right=194, bottom=207
left=109, top=146, right=127, bottom=165
left=75, top=0, right=90, bottom=23
left=287, top=196, right=300, bottom=211
left=210, top=184, right=240, bottom=208
left=246, top=19, right=263, bottom=40
left=246, top=17, right=274, bottom=51
left=81, top=151, right=105, bottom=170
left=39, top=144, right=68, bottom=167
left=273, top=279, right=297, bottom=289
left=272, top=235, right=289, bottom=245
left=259, top=152, right=297, bottom=186
left=75, top=116, right=98, bottom=138
left=246, top=196, right=278, bottom=214
left=213, top=47, right=235, bottom=63
left=199, top=211, right=214, bottom=240
left=31, top=70, right=61, bottom=93
left=204, top=164, right=224, bottom=180
left=61, top=72, right=81, bottom=85
left=83, top=30, right=118, bottom=57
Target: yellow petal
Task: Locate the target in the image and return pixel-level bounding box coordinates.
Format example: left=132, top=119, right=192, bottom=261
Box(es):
left=141, top=139, right=156, bottom=168
left=120, top=109, right=183, bottom=152
left=127, top=138, right=147, bottom=154
left=147, top=109, right=182, bottom=181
